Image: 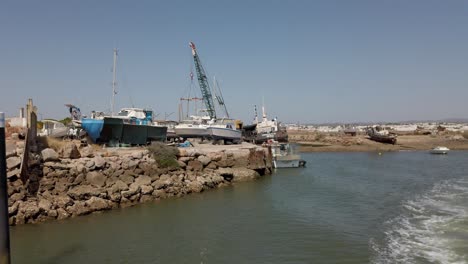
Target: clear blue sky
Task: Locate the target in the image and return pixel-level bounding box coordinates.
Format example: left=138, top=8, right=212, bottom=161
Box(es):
left=1, top=0, right=468, bottom=123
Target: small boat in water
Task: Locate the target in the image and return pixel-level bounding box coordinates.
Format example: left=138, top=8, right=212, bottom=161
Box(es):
left=270, top=142, right=306, bottom=168
left=430, top=146, right=450, bottom=154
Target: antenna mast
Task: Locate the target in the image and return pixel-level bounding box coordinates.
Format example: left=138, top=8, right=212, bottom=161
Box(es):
left=111, top=48, right=118, bottom=116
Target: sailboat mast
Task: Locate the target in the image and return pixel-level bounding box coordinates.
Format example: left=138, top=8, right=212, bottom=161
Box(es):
left=111, top=48, right=118, bottom=116
left=262, top=97, right=267, bottom=122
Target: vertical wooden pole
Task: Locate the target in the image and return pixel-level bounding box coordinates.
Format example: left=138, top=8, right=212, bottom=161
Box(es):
left=0, top=112, right=11, bottom=264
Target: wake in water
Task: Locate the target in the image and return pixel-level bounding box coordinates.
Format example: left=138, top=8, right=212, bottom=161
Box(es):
left=372, top=179, right=468, bottom=264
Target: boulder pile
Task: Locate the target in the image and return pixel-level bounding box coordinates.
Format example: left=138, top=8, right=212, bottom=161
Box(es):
left=6, top=142, right=272, bottom=225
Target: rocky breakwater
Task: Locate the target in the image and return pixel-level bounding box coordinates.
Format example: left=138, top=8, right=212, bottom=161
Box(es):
left=6, top=142, right=272, bottom=225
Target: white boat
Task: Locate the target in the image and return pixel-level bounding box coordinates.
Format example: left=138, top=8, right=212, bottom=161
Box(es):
left=208, top=122, right=242, bottom=143
left=174, top=115, right=211, bottom=139
left=430, top=146, right=450, bottom=154
left=249, top=104, right=288, bottom=144
left=38, top=119, right=69, bottom=138
left=270, top=143, right=306, bottom=168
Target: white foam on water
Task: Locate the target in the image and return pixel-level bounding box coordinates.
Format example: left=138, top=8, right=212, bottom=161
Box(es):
left=371, top=179, right=468, bottom=264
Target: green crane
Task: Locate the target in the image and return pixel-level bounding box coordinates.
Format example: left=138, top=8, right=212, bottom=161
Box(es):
left=189, top=42, right=217, bottom=120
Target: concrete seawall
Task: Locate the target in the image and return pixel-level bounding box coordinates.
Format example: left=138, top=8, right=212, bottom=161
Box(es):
left=5, top=142, right=272, bottom=225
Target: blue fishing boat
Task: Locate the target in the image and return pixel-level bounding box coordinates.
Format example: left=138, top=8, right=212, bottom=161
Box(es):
left=81, top=108, right=167, bottom=145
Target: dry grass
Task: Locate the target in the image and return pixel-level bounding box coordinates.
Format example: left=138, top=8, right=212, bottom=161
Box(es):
left=36, top=136, right=67, bottom=151
left=36, top=136, right=87, bottom=152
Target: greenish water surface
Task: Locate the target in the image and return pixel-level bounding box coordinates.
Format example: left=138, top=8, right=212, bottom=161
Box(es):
left=10, top=151, right=468, bottom=263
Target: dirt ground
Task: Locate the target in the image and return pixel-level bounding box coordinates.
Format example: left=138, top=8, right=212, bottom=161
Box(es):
left=288, top=130, right=468, bottom=152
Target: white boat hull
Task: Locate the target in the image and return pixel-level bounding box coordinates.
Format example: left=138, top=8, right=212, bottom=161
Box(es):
left=174, top=125, right=209, bottom=138
left=430, top=149, right=449, bottom=154
left=208, top=127, right=242, bottom=141
left=430, top=147, right=450, bottom=154
left=274, top=159, right=301, bottom=168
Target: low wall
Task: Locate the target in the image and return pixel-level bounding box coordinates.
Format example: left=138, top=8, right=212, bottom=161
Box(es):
left=5, top=142, right=272, bottom=225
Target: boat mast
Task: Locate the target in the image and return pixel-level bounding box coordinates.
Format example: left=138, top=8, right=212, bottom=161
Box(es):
left=262, top=97, right=267, bottom=122
left=111, top=48, right=118, bottom=116
left=254, top=105, right=258, bottom=124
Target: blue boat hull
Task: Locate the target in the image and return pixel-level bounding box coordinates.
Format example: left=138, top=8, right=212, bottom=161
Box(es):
left=81, top=118, right=167, bottom=145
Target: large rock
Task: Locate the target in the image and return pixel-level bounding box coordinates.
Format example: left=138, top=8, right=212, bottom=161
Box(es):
left=41, top=148, right=59, bottom=162
left=187, top=181, right=203, bottom=193
left=8, top=201, right=20, bottom=216
left=216, top=154, right=236, bottom=168
left=85, top=160, right=95, bottom=170
left=132, top=151, right=144, bottom=160
left=177, top=160, right=186, bottom=169
left=59, top=143, right=81, bottom=159
left=6, top=149, right=17, bottom=159
left=127, top=159, right=139, bottom=170
left=232, top=168, right=260, bottom=182
left=80, top=146, right=94, bottom=158
left=54, top=178, right=69, bottom=193
left=56, top=208, right=70, bottom=220
left=141, top=185, right=154, bottom=195
left=120, top=173, right=135, bottom=185
left=110, top=180, right=129, bottom=193
left=94, top=156, right=106, bottom=169
left=19, top=200, right=40, bottom=219
left=6, top=156, right=21, bottom=170
left=121, top=184, right=140, bottom=198
left=55, top=195, right=73, bottom=208
left=187, top=160, right=203, bottom=171
left=86, top=171, right=106, bottom=187
left=152, top=189, right=167, bottom=199
left=207, top=152, right=223, bottom=162
left=7, top=168, right=20, bottom=180
left=134, top=175, right=152, bottom=187
left=85, top=197, right=110, bottom=211
left=9, top=192, right=25, bottom=204
left=67, top=185, right=102, bottom=200
left=217, top=167, right=260, bottom=182
left=198, top=155, right=211, bottom=166
left=67, top=201, right=91, bottom=216
left=38, top=199, right=52, bottom=212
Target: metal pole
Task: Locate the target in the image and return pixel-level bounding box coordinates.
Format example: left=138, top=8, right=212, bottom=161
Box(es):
left=111, top=48, right=118, bottom=116
left=0, top=112, right=11, bottom=264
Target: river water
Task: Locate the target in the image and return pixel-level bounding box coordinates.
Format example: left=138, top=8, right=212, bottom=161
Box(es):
left=10, top=151, right=468, bottom=263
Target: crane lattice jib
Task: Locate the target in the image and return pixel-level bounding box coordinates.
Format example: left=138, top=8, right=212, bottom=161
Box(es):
left=189, top=42, right=216, bottom=120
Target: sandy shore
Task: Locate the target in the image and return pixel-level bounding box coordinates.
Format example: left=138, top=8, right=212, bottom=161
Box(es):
left=288, top=130, right=468, bottom=152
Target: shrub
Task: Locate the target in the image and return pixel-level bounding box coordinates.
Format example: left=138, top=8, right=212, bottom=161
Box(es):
left=315, top=133, right=326, bottom=141
left=147, top=142, right=180, bottom=169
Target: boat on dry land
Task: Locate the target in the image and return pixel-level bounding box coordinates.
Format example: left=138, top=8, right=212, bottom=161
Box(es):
left=208, top=122, right=242, bottom=144
left=366, top=126, right=397, bottom=144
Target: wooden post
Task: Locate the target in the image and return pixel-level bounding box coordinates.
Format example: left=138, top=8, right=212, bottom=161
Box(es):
left=0, top=112, right=11, bottom=264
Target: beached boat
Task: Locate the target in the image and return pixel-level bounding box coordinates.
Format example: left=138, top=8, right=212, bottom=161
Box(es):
left=245, top=105, right=288, bottom=144
left=430, top=146, right=450, bottom=154
left=366, top=126, right=397, bottom=144
left=174, top=115, right=211, bottom=140
left=81, top=108, right=167, bottom=145
left=208, top=122, right=242, bottom=144
left=270, top=142, right=306, bottom=168
left=38, top=119, right=70, bottom=138
left=79, top=51, right=167, bottom=145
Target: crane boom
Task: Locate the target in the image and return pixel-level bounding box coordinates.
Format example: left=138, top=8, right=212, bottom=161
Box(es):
left=189, top=42, right=216, bottom=120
